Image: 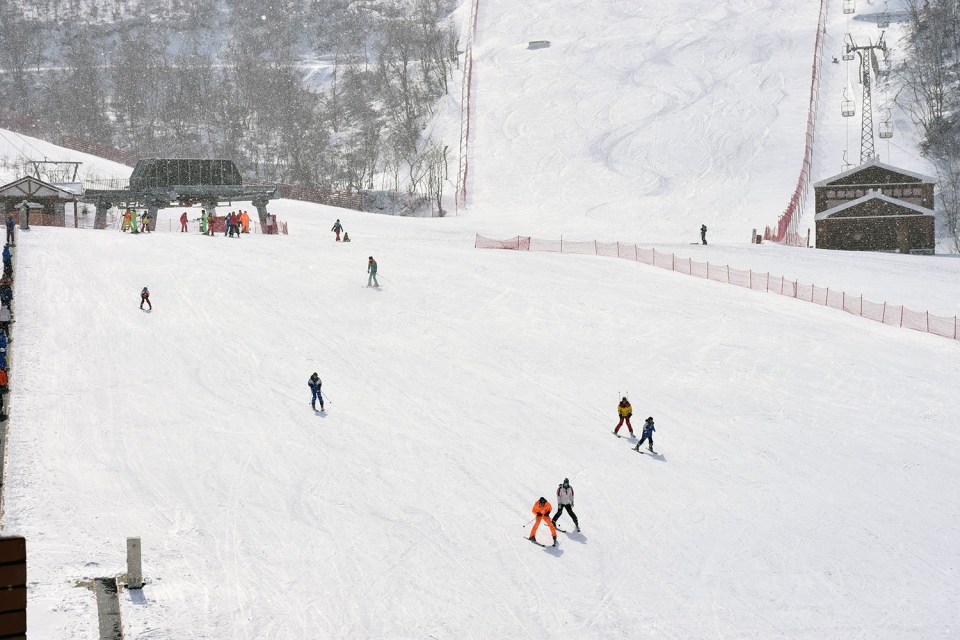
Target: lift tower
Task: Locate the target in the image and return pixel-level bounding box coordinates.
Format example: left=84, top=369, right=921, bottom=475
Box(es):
left=844, top=33, right=888, bottom=163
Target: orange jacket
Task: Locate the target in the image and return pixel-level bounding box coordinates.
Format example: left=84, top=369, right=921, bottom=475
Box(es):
left=532, top=500, right=552, bottom=517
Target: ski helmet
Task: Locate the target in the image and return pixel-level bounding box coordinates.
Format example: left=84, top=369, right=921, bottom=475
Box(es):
left=538, top=497, right=546, bottom=504
left=563, top=478, right=569, bottom=485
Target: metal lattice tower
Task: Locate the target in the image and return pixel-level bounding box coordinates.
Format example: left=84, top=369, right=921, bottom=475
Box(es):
left=847, top=34, right=887, bottom=163
left=858, top=50, right=874, bottom=162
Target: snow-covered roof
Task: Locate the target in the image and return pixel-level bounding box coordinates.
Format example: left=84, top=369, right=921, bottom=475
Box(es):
left=813, top=158, right=936, bottom=188
left=815, top=191, right=935, bottom=220
left=0, top=176, right=78, bottom=200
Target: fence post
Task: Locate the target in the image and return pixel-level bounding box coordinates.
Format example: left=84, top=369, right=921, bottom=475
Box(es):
left=794, top=279, right=798, bottom=297
left=826, top=288, right=829, bottom=305
left=672, top=254, right=676, bottom=271
left=726, top=265, right=730, bottom=283
left=561, top=235, right=563, bottom=253
left=842, top=291, right=845, bottom=309
left=881, top=302, right=886, bottom=323
left=749, top=270, right=752, bottom=288
left=615, top=240, right=618, bottom=257
left=594, top=240, right=597, bottom=255
left=926, top=311, right=929, bottom=332
left=860, top=295, right=863, bottom=316
left=899, top=307, right=903, bottom=327
left=766, top=272, right=770, bottom=291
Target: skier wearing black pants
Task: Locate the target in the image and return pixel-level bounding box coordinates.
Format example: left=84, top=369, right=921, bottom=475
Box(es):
left=552, top=478, right=580, bottom=532
left=633, top=417, right=656, bottom=453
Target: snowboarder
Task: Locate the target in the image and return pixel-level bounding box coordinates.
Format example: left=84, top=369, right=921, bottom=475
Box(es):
left=308, top=372, right=324, bottom=411
left=140, top=286, right=151, bottom=310
left=633, top=417, right=656, bottom=453
left=332, top=219, right=343, bottom=241
left=552, top=478, right=580, bottom=532
left=700, top=224, right=708, bottom=245
left=614, top=397, right=634, bottom=436
left=180, top=211, right=189, bottom=232
left=367, top=256, right=379, bottom=287
left=528, top=496, right=558, bottom=546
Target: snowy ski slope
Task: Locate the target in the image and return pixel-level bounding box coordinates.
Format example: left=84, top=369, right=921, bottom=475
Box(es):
left=1, top=0, right=959, bottom=638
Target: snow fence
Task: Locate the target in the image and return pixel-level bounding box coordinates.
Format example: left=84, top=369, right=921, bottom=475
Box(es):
left=474, top=234, right=959, bottom=341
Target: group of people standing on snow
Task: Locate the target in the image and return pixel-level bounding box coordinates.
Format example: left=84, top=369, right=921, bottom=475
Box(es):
left=120, top=209, right=152, bottom=233
left=0, top=216, right=18, bottom=422
left=177, top=210, right=252, bottom=236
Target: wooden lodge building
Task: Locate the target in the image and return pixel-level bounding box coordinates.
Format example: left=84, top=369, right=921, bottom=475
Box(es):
left=813, top=159, right=935, bottom=254
left=0, top=176, right=81, bottom=227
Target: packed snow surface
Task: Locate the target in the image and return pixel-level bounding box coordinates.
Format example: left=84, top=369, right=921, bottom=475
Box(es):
left=1, top=0, right=959, bottom=638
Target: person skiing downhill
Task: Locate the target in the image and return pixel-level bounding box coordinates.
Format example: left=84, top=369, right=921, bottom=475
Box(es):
left=528, top=496, right=558, bottom=546
left=140, top=286, right=151, bottom=310
left=633, top=417, right=656, bottom=453
left=332, top=219, right=343, bottom=241
left=367, top=256, right=379, bottom=287
left=614, top=397, right=634, bottom=436
left=552, top=478, right=580, bottom=532
left=308, top=372, right=324, bottom=411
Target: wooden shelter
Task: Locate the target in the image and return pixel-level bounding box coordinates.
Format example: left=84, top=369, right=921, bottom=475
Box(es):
left=813, top=160, right=936, bottom=253
left=0, top=176, right=80, bottom=227
left=815, top=193, right=934, bottom=253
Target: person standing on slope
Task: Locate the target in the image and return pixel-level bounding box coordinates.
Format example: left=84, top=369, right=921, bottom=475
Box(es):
left=332, top=219, right=343, bottom=241
left=180, top=211, right=189, bottom=232
left=5, top=214, right=15, bottom=245
left=308, top=372, right=324, bottom=412
left=552, top=478, right=580, bottom=532
left=700, top=224, right=708, bottom=245
left=528, top=496, right=558, bottom=546
left=633, top=417, right=656, bottom=453
left=140, top=286, right=152, bottom=311
left=614, top=397, right=634, bottom=436
left=367, top=256, right=379, bottom=287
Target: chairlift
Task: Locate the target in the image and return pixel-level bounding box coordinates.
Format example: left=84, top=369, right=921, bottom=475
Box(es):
left=843, top=0, right=855, bottom=14
left=841, top=89, right=856, bottom=117
left=878, top=1, right=890, bottom=28
left=879, top=108, right=893, bottom=138
left=842, top=42, right=855, bottom=61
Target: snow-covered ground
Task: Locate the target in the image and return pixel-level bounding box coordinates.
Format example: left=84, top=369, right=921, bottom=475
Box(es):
left=1, top=0, right=959, bottom=638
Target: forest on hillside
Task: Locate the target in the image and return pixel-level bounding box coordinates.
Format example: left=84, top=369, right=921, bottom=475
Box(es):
left=898, top=0, right=960, bottom=249
left=0, top=0, right=459, bottom=213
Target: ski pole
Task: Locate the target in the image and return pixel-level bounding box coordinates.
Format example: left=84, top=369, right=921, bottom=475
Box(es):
left=321, top=390, right=332, bottom=404
left=522, top=517, right=536, bottom=528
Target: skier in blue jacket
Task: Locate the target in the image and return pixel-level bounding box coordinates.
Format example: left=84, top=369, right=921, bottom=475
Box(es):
left=308, top=372, right=324, bottom=411
left=633, top=417, right=656, bottom=453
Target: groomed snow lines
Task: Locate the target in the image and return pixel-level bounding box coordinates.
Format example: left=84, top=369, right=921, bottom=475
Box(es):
left=474, top=234, right=960, bottom=342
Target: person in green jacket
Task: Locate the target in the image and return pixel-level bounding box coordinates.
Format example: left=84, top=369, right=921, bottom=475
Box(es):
left=332, top=219, right=343, bottom=241
left=367, top=256, right=379, bottom=287
left=200, top=210, right=208, bottom=234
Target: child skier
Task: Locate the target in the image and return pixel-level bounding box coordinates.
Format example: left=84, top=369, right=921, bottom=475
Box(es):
left=308, top=372, right=324, bottom=411
left=528, top=496, right=558, bottom=546
left=342, top=231, right=351, bottom=242
left=614, top=397, right=634, bottom=436
left=367, top=256, right=379, bottom=287
left=552, top=478, right=580, bottom=532
left=332, top=219, right=343, bottom=241
left=140, top=286, right=151, bottom=311
left=633, top=417, right=656, bottom=453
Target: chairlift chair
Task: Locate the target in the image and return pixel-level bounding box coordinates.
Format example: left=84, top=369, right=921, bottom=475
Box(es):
left=843, top=0, right=855, bottom=14
left=842, top=43, right=855, bottom=61
left=841, top=90, right=856, bottom=117
left=879, top=121, right=893, bottom=138
left=878, top=1, right=890, bottom=28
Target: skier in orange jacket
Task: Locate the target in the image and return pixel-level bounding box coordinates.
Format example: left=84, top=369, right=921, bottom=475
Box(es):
left=528, top=497, right=557, bottom=546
